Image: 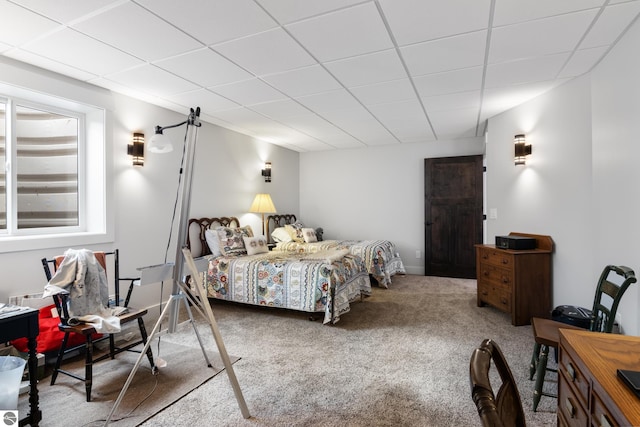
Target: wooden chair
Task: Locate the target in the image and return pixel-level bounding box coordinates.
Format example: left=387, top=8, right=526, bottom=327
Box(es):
left=529, top=264, right=636, bottom=411
left=470, top=339, right=526, bottom=427
left=42, top=249, right=157, bottom=401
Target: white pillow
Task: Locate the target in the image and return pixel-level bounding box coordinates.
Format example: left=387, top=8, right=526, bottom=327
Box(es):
left=243, top=235, right=269, bottom=255
left=301, top=228, right=317, bottom=243
left=204, top=228, right=222, bottom=257
left=271, top=227, right=292, bottom=243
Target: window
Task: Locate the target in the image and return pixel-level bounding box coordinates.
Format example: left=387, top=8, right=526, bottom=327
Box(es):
left=0, top=84, right=108, bottom=253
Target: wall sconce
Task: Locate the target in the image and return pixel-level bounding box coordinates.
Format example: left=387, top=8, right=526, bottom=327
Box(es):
left=514, top=134, right=531, bottom=166
left=127, top=132, right=144, bottom=166
left=262, top=162, right=272, bottom=182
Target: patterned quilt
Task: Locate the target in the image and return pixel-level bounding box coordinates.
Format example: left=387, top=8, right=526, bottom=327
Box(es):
left=273, top=239, right=406, bottom=288
left=202, top=249, right=371, bottom=324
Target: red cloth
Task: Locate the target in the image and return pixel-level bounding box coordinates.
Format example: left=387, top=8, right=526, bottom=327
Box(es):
left=10, top=304, right=102, bottom=354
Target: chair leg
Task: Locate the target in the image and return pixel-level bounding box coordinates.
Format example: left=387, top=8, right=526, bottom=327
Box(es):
left=529, top=342, right=540, bottom=380
left=533, top=344, right=549, bottom=412
left=51, top=332, right=71, bottom=385
left=108, top=333, right=116, bottom=360
left=85, top=335, right=94, bottom=402
left=137, top=318, right=157, bottom=374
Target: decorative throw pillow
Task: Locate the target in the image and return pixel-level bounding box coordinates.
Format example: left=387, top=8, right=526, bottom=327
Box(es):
left=204, top=228, right=222, bottom=257
left=216, top=226, right=254, bottom=256
left=271, top=227, right=292, bottom=243
left=301, top=228, right=317, bottom=243
left=243, top=236, right=269, bottom=255
left=285, top=223, right=305, bottom=243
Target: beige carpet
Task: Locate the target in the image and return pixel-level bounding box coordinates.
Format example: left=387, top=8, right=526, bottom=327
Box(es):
left=19, top=340, right=235, bottom=427
left=138, top=274, right=558, bottom=427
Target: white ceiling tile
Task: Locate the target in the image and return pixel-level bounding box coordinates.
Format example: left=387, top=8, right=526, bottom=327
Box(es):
left=369, top=99, right=434, bottom=140
left=480, top=79, right=568, bottom=121
left=325, top=49, right=407, bottom=87
left=485, top=53, right=570, bottom=88
left=105, top=64, right=199, bottom=96
left=402, top=31, right=487, bottom=76
left=212, top=28, right=315, bottom=76
left=493, top=0, right=604, bottom=27
left=285, top=138, right=336, bottom=152
left=0, top=2, right=60, bottom=46
left=210, top=78, right=287, bottom=105
left=319, top=135, right=365, bottom=149
left=422, top=90, right=481, bottom=112
left=379, top=0, right=491, bottom=45
left=489, top=10, right=598, bottom=63
left=155, top=48, right=253, bottom=87
left=12, top=0, right=125, bottom=24
left=429, top=107, right=479, bottom=138
left=350, top=78, right=416, bottom=106
left=4, top=48, right=98, bottom=81
left=137, top=0, right=277, bottom=45
left=286, top=2, right=393, bottom=62
left=210, top=107, right=283, bottom=129
left=413, top=67, right=483, bottom=97
left=296, top=89, right=362, bottom=113
left=22, top=28, right=143, bottom=76
left=580, top=1, right=640, bottom=48
left=256, top=0, right=364, bottom=24
left=72, top=2, right=201, bottom=62
left=557, top=46, right=609, bottom=78
left=320, top=107, right=397, bottom=143
left=250, top=99, right=312, bottom=121
left=0, top=42, right=11, bottom=53
left=165, top=89, right=240, bottom=113
left=261, top=65, right=342, bottom=97
left=278, top=114, right=349, bottom=138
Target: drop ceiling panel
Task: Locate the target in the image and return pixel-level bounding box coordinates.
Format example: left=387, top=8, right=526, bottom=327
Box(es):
left=105, top=64, right=199, bottom=96
left=350, top=78, right=416, bottom=106
left=485, top=53, right=570, bottom=88
left=261, top=65, right=342, bottom=98
left=480, top=79, right=567, bottom=121
left=212, top=28, right=316, bottom=76
left=429, top=107, right=479, bottom=138
left=369, top=99, right=434, bottom=141
left=210, top=78, right=287, bottom=106
left=11, top=0, right=123, bottom=24
left=493, top=0, right=604, bottom=27
left=256, top=0, right=365, bottom=24
left=422, top=90, right=482, bottom=112
left=4, top=49, right=98, bottom=81
left=325, top=49, right=407, bottom=87
left=296, top=89, right=362, bottom=113
left=154, top=48, right=253, bottom=88
left=413, top=67, right=483, bottom=97
left=285, top=2, right=393, bottom=62
left=249, top=99, right=313, bottom=121
left=489, top=10, right=598, bottom=64
left=166, top=89, right=240, bottom=113
left=72, top=2, right=201, bottom=62
left=137, top=0, right=277, bottom=45
left=379, top=0, right=491, bottom=45
left=401, top=31, right=487, bottom=76
left=0, top=2, right=59, bottom=46
left=580, top=1, right=640, bottom=48
left=22, top=28, right=142, bottom=76
left=558, top=46, right=609, bottom=78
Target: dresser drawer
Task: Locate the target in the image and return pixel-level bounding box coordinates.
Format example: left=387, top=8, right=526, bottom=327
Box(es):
left=592, top=392, right=620, bottom=427
left=558, top=373, right=588, bottom=427
left=559, top=352, right=589, bottom=409
left=477, top=281, right=511, bottom=312
left=478, top=263, right=513, bottom=289
left=477, top=247, right=513, bottom=268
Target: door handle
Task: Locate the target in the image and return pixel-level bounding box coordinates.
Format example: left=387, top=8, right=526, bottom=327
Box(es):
left=426, top=222, right=433, bottom=226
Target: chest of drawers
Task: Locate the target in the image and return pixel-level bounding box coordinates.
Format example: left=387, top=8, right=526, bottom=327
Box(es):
left=558, top=329, right=640, bottom=427
left=475, top=233, right=552, bottom=326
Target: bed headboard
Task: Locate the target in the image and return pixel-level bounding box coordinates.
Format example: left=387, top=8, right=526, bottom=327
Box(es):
left=187, top=216, right=240, bottom=257
left=266, top=214, right=297, bottom=242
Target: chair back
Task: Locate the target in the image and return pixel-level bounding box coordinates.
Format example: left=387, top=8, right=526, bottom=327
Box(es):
left=590, top=265, right=636, bottom=333
left=470, top=339, right=526, bottom=427
left=41, top=249, right=129, bottom=322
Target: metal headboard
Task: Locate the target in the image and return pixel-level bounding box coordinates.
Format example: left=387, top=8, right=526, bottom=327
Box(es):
left=187, top=216, right=240, bottom=257
left=265, top=214, right=297, bottom=243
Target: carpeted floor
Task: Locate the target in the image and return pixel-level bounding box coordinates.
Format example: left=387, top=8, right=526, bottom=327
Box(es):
left=140, top=274, right=557, bottom=426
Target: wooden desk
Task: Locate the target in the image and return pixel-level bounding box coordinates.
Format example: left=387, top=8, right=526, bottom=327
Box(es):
left=558, top=329, right=640, bottom=426
left=0, top=308, right=41, bottom=426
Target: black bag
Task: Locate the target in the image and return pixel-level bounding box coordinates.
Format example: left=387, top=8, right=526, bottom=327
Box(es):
left=551, top=305, right=592, bottom=329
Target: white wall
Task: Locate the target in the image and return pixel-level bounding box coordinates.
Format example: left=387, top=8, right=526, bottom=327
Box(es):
left=485, top=17, right=640, bottom=336
left=299, top=138, right=485, bottom=274
left=0, top=63, right=299, bottom=311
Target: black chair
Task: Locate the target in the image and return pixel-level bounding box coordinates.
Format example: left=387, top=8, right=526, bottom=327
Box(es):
left=470, top=339, right=526, bottom=427
left=42, top=249, right=157, bottom=401
left=529, top=264, right=636, bottom=411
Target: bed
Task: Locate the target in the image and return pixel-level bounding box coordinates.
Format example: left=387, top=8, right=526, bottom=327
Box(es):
left=186, top=216, right=371, bottom=324
left=266, top=214, right=406, bottom=288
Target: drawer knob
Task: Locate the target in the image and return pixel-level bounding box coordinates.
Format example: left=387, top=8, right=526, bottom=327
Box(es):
left=564, top=397, right=576, bottom=418
left=600, top=413, right=613, bottom=427
left=501, top=258, right=508, bottom=264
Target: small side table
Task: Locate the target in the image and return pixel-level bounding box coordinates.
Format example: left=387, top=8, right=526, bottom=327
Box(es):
left=0, top=307, right=41, bottom=426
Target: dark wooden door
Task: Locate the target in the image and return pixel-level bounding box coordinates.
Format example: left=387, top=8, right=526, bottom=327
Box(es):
left=424, top=155, right=483, bottom=278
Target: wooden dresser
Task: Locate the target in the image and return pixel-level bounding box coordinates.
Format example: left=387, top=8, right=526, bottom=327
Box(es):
left=475, top=233, right=553, bottom=326
left=558, top=329, right=640, bottom=426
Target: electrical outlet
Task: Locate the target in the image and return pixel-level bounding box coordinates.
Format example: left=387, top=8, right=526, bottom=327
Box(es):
left=415, top=250, right=421, bottom=259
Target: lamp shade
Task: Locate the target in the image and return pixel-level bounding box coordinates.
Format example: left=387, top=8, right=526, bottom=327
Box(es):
left=249, top=193, right=276, bottom=213
left=148, top=132, right=173, bottom=153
